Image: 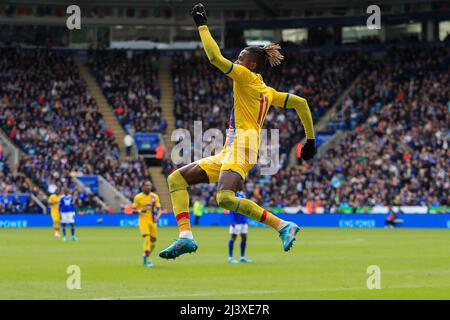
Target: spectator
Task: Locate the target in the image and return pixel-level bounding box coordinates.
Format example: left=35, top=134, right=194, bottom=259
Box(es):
left=124, top=132, right=135, bottom=157
left=88, top=49, right=163, bottom=134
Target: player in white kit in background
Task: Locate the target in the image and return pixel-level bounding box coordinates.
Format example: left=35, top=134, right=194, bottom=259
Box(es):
left=59, top=187, right=78, bottom=241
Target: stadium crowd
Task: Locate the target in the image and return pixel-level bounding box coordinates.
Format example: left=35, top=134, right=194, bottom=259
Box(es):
left=171, top=49, right=367, bottom=162
left=327, top=45, right=449, bottom=131
left=0, top=48, right=153, bottom=208
left=0, top=192, right=43, bottom=213
left=88, top=49, right=166, bottom=134
left=167, top=48, right=367, bottom=205
left=246, top=45, right=449, bottom=211
left=0, top=160, right=45, bottom=213
left=0, top=44, right=448, bottom=213
left=165, top=44, right=449, bottom=211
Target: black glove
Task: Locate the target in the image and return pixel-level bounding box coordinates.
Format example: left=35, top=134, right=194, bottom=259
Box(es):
left=301, top=139, right=316, bottom=160
left=190, top=3, right=207, bottom=26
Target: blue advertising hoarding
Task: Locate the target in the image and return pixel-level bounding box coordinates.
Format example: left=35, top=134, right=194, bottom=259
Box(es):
left=1, top=213, right=450, bottom=229
left=134, top=133, right=160, bottom=152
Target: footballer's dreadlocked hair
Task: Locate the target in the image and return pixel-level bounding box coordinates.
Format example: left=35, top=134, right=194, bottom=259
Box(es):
left=245, top=43, right=284, bottom=73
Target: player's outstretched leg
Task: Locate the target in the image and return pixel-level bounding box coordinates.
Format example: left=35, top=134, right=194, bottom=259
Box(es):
left=159, top=166, right=207, bottom=259
left=217, top=171, right=300, bottom=252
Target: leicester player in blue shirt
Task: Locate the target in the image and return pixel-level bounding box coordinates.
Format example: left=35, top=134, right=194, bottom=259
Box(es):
left=228, top=191, right=252, bottom=263
left=59, top=187, right=78, bottom=241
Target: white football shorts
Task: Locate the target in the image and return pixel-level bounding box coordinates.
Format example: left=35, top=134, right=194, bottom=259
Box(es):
left=61, top=212, right=75, bottom=224
left=229, top=223, right=248, bottom=235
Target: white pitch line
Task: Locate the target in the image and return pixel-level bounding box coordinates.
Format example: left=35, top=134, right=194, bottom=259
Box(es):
left=92, top=283, right=450, bottom=300
left=93, top=289, right=280, bottom=300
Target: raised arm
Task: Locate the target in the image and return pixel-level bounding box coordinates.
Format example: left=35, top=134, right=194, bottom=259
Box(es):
left=198, top=26, right=233, bottom=74
left=191, top=3, right=233, bottom=74
left=191, top=3, right=256, bottom=84
left=272, top=90, right=316, bottom=160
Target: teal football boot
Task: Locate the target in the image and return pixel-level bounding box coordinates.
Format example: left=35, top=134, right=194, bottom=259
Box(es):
left=279, top=222, right=300, bottom=252
left=159, top=238, right=198, bottom=259
left=143, top=254, right=149, bottom=266
left=228, top=257, right=239, bottom=264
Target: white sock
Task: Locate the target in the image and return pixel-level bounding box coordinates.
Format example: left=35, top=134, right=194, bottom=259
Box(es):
left=179, top=231, right=194, bottom=239
left=276, top=220, right=288, bottom=231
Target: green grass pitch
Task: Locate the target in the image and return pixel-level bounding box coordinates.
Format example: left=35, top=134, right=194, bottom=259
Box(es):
left=1, top=226, right=450, bottom=299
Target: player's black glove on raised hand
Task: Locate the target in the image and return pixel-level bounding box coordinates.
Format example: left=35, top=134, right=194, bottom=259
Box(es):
left=190, top=3, right=207, bottom=26
left=301, top=139, right=316, bottom=161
